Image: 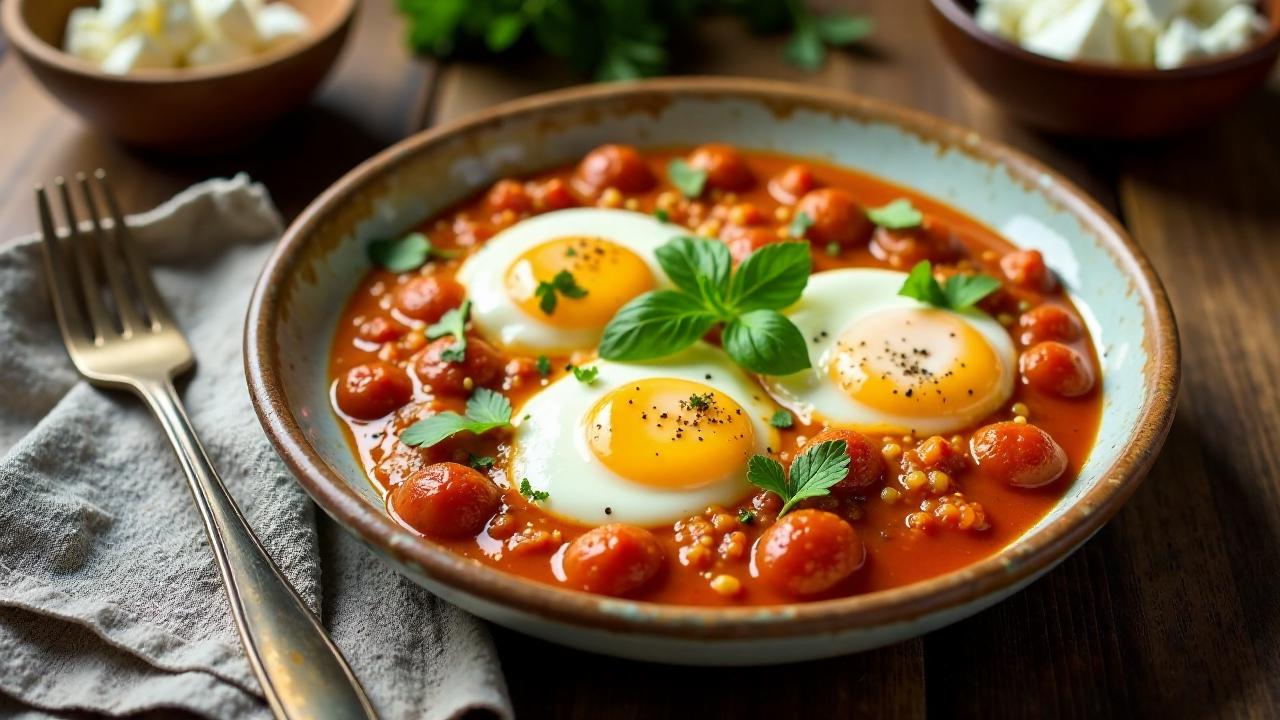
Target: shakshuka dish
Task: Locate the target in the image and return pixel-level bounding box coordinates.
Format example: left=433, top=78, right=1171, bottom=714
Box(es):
left=328, top=143, right=1102, bottom=606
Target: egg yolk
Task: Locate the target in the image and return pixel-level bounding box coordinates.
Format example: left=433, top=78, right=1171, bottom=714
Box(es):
left=585, top=379, right=757, bottom=491
left=829, top=308, right=1004, bottom=420
left=505, top=236, right=655, bottom=329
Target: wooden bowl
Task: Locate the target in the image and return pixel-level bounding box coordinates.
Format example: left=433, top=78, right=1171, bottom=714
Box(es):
left=928, top=0, right=1280, bottom=139
left=0, top=0, right=355, bottom=151
left=243, top=78, right=1180, bottom=664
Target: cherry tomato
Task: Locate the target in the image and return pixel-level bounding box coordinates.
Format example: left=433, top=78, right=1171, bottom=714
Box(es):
left=800, top=428, right=884, bottom=493
left=722, top=225, right=780, bottom=263
left=394, top=276, right=466, bottom=323
left=971, top=422, right=1068, bottom=488
left=573, top=144, right=655, bottom=195
left=389, top=462, right=501, bottom=538
left=413, top=336, right=505, bottom=396
left=562, top=524, right=665, bottom=597
left=486, top=179, right=532, bottom=214
left=335, top=362, right=413, bottom=420
left=796, top=188, right=873, bottom=247
left=533, top=178, right=577, bottom=211
left=1020, top=341, right=1095, bottom=397
left=357, top=316, right=406, bottom=344
left=769, top=164, right=818, bottom=203
left=688, top=144, right=754, bottom=192
left=754, top=510, right=863, bottom=596
left=1000, top=250, right=1055, bottom=292
left=1018, top=305, right=1081, bottom=345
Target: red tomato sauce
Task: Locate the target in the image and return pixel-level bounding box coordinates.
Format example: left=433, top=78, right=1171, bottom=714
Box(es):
left=327, top=145, right=1103, bottom=606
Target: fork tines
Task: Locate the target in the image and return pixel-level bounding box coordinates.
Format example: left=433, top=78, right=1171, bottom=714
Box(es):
left=36, top=171, right=172, bottom=347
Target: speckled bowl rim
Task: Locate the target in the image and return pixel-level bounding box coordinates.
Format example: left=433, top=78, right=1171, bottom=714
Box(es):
left=931, top=0, right=1280, bottom=79
left=245, top=77, right=1180, bottom=640
left=0, top=0, right=357, bottom=83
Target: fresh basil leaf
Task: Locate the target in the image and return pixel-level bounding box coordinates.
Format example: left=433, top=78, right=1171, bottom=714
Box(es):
left=726, top=241, right=811, bottom=312
left=816, top=14, right=873, bottom=46
left=485, top=13, right=525, bottom=51
left=722, top=309, right=811, bottom=375
left=667, top=158, right=708, bottom=198
left=466, top=388, right=513, bottom=425
left=867, top=198, right=923, bottom=229
left=942, top=273, right=1002, bottom=310
left=781, top=439, right=851, bottom=515
left=656, top=236, right=731, bottom=300
left=789, top=210, right=813, bottom=239
left=898, top=261, right=948, bottom=307
left=598, top=291, right=717, bottom=361
left=368, top=232, right=431, bottom=273
left=783, top=24, right=825, bottom=70
left=746, top=454, right=789, bottom=499
left=769, top=409, right=794, bottom=429
left=425, top=299, right=470, bottom=362
left=400, top=412, right=475, bottom=448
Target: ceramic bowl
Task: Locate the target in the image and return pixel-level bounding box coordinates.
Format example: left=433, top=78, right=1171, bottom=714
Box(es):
left=0, top=0, right=355, bottom=151
left=245, top=78, right=1179, bottom=665
left=928, top=0, right=1280, bottom=139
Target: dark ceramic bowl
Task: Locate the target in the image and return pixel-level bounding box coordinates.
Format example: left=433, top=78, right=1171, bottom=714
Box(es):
left=928, top=0, right=1280, bottom=139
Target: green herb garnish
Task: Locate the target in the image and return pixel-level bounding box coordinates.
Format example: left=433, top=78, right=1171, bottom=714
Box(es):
left=747, top=440, right=851, bottom=516
left=788, top=210, right=813, bottom=239
left=425, top=300, right=471, bottom=363
left=667, top=159, right=707, bottom=199
left=468, top=454, right=495, bottom=471
left=519, top=478, right=549, bottom=502
left=397, top=1, right=871, bottom=81
left=535, top=270, right=588, bottom=315
left=599, top=236, right=811, bottom=375
left=401, top=388, right=512, bottom=448
left=535, top=355, right=552, bottom=378
left=898, top=260, right=1001, bottom=312
left=825, top=242, right=841, bottom=257
left=654, top=208, right=670, bottom=223
left=769, top=409, right=794, bottom=429
left=737, top=508, right=756, bottom=525
left=367, top=232, right=456, bottom=272
left=571, top=365, right=599, bottom=384
left=867, top=198, right=923, bottom=230
left=685, top=392, right=712, bottom=411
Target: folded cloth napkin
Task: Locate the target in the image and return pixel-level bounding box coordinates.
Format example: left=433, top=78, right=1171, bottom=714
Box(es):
left=0, top=175, right=512, bottom=720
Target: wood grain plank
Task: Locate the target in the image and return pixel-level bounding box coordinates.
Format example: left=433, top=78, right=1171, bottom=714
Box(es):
left=0, top=0, right=436, bottom=241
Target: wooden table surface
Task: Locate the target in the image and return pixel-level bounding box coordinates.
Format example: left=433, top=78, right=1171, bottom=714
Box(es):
left=3, top=1, right=1278, bottom=718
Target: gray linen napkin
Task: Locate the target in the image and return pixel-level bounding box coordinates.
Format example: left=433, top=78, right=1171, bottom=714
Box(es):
left=0, top=175, right=512, bottom=720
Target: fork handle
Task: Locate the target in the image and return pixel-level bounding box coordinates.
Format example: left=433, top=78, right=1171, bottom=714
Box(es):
left=138, top=376, right=377, bottom=720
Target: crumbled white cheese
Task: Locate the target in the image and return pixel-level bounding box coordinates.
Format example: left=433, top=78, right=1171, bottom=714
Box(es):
left=62, top=0, right=311, bottom=72
left=974, top=0, right=1265, bottom=68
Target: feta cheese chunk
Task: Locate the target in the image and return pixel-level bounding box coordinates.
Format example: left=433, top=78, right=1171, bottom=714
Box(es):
left=1130, top=0, right=1192, bottom=28
left=1155, top=16, right=1204, bottom=67
left=255, top=3, right=309, bottom=50
left=158, top=0, right=201, bottom=54
left=1199, top=4, right=1265, bottom=55
left=1022, top=0, right=1122, bottom=63
left=186, top=36, right=255, bottom=66
left=65, top=7, right=116, bottom=62
left=193, top=0, right=261, bottom=48
left=100, top=32, right=177, bottom=73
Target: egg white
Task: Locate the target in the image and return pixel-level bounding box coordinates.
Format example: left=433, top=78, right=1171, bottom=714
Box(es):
left=511, top=343, right=779, bottom=527
left=456, top=208, right=683, bottom=354
left=762, top=268, right=1016, bottom=435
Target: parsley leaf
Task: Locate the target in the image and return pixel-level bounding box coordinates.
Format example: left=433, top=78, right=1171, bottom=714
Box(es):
left=825, top=242, right=841, bottom=257
left=898, top=261, right=1001, bottom=312
left=519, top=478, right=549, bottom=502
left=425, top=300, right=470, bottom=363
left=599, top=236, right=812, bottom=375
left=535, top=270, right=588, bottom=315
left=571, top=365, right=599, bottom=384
left=867, top=198, right=924, bottom=230
left=367, top=232, right=456, bottom=273
left=654, top=208, right=670, bottom=223
left=468, top=454, right=495, bottom=471
left=667, top=158, right=707, bottom=198
left=788, top=210, right=813, bottom=239
left=737, top=508, right=756, bottom=525
left=747, top=439, right=851, bottom=516
left=817, top=14, right=874, bottom=46
left=401, top=388, right=512, bottom=448
left=535, top=355, right=552, bottom=378
left=770, top=409, right=794, bottom=428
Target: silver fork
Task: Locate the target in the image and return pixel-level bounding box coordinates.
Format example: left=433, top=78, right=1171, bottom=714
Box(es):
left=35, top=171, right=377, bottom=720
